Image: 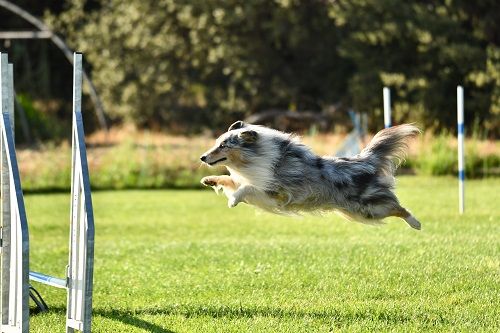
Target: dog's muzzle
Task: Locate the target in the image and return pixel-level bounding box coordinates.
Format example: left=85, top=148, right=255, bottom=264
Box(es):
left=200, top=155, right=227, bottom=166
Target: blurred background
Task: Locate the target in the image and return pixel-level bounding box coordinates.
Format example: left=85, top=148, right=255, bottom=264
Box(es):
left=0, top=0, right=498, bottom=191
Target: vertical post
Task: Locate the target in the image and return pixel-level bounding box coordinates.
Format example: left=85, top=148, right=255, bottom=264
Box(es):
left=66, top=53, right=94, bottom=333
left=383, top=87, right=391, bottom=128
left=5, top=58, right=14, bottom=330
left=0, top=51, right=10, bottom=331
left=0, top=53, right=29, bottom=333
left=457, top=86, right=465, bottom=214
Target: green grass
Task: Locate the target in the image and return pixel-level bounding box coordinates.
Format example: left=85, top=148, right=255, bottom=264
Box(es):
left=25, top=176, right=499, bottom=332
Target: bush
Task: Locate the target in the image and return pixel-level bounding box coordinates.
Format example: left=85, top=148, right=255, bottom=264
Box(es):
left=415, top=134, right=457, bottom=176
left=16, top=94, right=66, bottom=143
left=415, top=134, right=499, bottom=177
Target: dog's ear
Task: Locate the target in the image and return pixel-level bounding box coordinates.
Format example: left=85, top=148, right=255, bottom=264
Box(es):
left=228, top=120, right=246, bottom=131
left=239, top=130, right=258, bottom=143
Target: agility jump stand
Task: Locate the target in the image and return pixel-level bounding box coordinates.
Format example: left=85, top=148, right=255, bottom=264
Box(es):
left=0, top=52, right=95, bottom=333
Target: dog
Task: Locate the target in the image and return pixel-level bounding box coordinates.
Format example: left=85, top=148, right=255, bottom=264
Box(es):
left=200, top=121, right=421, bottom=230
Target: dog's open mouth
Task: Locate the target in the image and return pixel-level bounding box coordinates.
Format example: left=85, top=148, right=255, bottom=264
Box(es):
left=208, top=157, right=227, bottom=166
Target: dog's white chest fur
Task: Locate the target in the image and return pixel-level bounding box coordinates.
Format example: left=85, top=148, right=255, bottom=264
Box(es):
left=227, top=166, right=272, bottom=191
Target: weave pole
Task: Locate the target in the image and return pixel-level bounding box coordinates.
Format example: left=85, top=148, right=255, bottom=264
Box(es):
left=457, top=86, right=465, bottom=214
left=383, top=87, right=391, bottom=128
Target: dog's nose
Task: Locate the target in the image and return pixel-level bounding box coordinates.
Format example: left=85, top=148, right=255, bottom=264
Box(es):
left=200, top=155, right=207, bottom=162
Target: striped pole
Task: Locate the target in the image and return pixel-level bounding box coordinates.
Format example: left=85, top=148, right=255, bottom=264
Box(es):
left=383, top=87, right=391, bottom=128
left=457, top=86, right=465, bottom=214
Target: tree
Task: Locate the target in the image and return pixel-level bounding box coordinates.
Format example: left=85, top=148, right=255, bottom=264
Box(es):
left=50, top=0, right=348, bottom=132
left=40, top=0, right=500, bottom=135
left=328, top=0, right=499, bottom=134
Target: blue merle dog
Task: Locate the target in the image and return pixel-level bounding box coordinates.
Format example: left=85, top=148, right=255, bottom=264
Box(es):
left=200, top=121, right=421, bottom=230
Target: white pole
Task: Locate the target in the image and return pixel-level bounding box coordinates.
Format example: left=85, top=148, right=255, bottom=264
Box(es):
left=457, top=86, right=465, bottom=214
left=383, top=87, right=391, bottom=128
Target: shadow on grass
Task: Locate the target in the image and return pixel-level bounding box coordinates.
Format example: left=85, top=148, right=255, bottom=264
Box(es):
left=97, top=304, right=449, bottom=326
left=43, top=306, right=176, bottom=333
left=43, top=303, right=449, bottom=332
left=96, top=308, right=176, bottom=333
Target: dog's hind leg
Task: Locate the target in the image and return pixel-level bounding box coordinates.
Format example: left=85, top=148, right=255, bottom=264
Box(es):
left=391, top=206, right=421, bottom=230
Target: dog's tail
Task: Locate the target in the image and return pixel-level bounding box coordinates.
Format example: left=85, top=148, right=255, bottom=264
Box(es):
left=360, top=124, right=420, bottom=175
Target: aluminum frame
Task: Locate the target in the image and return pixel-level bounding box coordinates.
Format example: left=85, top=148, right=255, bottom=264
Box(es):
left=66, top=52, right=95, bottom=333
left=0, top=52, right=95, bottom=333
left=0, top=52, right=29, bottom=333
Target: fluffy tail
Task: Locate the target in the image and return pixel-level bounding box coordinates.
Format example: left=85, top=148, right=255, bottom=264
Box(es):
left=360, top=124, right=420, bottom=175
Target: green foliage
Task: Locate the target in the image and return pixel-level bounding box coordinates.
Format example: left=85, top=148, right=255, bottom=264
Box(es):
left=414, top=134, right=457, bottom=176
left=48, top=0, right=347, bottom=132
left=25, top=177, right=500, bottom=332
left=413, top=133, right=500, bottom=177
left=89, top=140, right=213, bottom=189
left=328, top=0, right=499, bottom=133
left=16, top=94, right=66, bottom=142
left=45, top=0, right=500, bottom=134
left=20, top=143, right=72, bottom=191
left=465, top=146, right=500, bottom=178
left=0, top=0, right=494, bottom=134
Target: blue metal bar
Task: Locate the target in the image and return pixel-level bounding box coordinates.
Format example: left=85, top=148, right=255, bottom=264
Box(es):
left=29, top=271, right=66, bottom=289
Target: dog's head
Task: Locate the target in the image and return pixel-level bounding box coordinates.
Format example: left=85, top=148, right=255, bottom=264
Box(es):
left=200, top=121, right=258, bottom=167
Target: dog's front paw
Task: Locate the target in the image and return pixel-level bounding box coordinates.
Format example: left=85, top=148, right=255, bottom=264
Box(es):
left=201, top=176, right=218, bottom=187
left=228, top=196, right=240, bottom=208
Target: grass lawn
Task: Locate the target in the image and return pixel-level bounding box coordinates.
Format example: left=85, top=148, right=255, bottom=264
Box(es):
left=25, top=176, right=499, bottom=332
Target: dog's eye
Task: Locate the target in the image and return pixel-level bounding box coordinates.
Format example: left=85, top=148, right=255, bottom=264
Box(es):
left=219, top=143, right=226, bottom=149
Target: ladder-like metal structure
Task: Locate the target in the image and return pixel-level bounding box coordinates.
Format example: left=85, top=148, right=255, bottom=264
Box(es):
left=0, top=52, right=95, bottom=333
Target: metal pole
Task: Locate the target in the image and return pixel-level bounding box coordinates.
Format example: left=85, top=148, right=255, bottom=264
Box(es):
left=0, top=31, right=52, bottom=39
left=457, top=86, right=465, bottom=214
left=0, top=51, right=10, bottom=331
left=66, top=52, right=95, bottom=333
left=383, top=87, right=391, bottom=128
left=0, top=52, right=30, bottom=333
